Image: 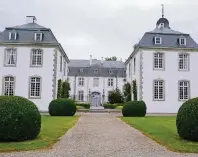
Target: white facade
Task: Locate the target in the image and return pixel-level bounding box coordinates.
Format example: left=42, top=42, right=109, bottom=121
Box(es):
left=68, top=76, right=125, bottom=103
left=0, top=46, right=68, bottom=111
left=126, top=48, right=198, bottom=113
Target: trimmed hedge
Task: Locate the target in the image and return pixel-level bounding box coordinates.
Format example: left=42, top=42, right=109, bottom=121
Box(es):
left=49, top=98, right=76, bottom=116
left=104, top=103, right=117, bottom=109
left=122, top=101, right=147, bottom=117
left=75, top=103, right=90, bottom=109
left=176, top=97, right=198, bottom=141
left=0, top=96, right=41, bottom=141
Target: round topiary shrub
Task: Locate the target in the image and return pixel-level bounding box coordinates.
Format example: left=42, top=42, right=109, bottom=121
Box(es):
left=176, top=97, right=198, bottom=141
left=122, top=101, right=147, bottom=117
left=0, top=96, right=41, bottom=141
left=49, top=98, right=76, bottom=116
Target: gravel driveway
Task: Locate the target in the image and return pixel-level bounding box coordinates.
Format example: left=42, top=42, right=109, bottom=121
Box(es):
left=1, top=113, right=198, bottom=157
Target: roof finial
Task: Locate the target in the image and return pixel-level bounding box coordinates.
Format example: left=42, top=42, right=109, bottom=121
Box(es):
left=161, top=4, right=164, bottom=18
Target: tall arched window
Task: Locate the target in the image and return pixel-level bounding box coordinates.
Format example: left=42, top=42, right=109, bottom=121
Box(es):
left=29, top=76, right=41, bottom=98
left=3, top=76, right=15, bottom=96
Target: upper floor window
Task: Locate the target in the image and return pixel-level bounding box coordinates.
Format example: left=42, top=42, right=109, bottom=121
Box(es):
left=154, top=52, right=164, bottom=70
left=93, top=78, right=99, bottom=87
left=108, top=78, right=113, bottom=87
left=60, top=56, right=62, bottom=72
left=31, top=49, right=43, bottom=67
left=63, top=61, right=66, bottom=76
left=179, top=38, right=186, bottom=46
left=179, top=53, right=189, bottom=71
left=78, top=77, right=84, bottom=86
left=133, top=57, right=136, bottom=74
left=34, top=33, right=43, bottom=41
left=94, top=69, right=98, bottom=74
left=153, top=80, right=165, bottom=101
left=3, top=76, right=15, bottom=96
left=154, top=37, right=162, bottom=45
left=179, top=81, right=190, bottom=100
left=4, top=48, right=17, bottom=66
left=129, top=63, right=131, bottom=77
left=9, top=32, right=17, bottom=40
left=29, top=77, right=41, bottom=98
left=78, top=91, right=84, bottom=101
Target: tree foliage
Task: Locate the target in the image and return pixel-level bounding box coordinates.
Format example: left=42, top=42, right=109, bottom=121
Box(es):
left=108, top=88, right=124, bottom=104
left=57, top=79, right=71, bottom=99
left=105, top=56, right=117, bottom=61
left=123, top=83, right=131, bottom=102
left=132, top=80, right=137, bottom=100
left=57, top=79, right=62, bottom=98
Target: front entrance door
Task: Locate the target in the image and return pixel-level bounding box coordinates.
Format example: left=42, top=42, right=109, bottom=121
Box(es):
left=91, top=92, right=101, bottom=107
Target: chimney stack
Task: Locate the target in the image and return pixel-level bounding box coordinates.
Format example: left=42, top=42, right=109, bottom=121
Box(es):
left=90, top=55, right=92, bottom=66
left=26, top=16, right=37, bottom=24
left=101, top=57, right=104, bottom=64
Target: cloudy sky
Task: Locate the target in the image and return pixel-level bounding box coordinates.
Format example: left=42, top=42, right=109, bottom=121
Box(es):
left=0, top=0, right=198, bottom=61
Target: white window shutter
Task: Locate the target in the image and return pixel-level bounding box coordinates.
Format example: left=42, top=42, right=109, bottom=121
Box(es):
left=14, top=33, right=17, bottom=40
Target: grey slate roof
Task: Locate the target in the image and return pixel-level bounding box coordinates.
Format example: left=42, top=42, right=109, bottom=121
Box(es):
left=125, top=17, right=198, bottom=64
left=0, top=22, right=69, bottom=61
left=68, top=59, right=126, bottom=77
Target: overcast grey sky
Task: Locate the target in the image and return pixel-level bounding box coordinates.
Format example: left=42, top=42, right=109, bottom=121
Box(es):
left=1, top=0, right=198, bottom=61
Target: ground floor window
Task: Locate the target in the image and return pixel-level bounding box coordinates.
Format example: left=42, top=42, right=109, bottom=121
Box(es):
left=3, top=76, right=15, bottom=96
left=29, top=77, right=41, bottom=98
left=179, top=81, right=190, bottom=100
left=153, top=80, right=164, bottom=100
left=78, top=90, right=84, bottom=101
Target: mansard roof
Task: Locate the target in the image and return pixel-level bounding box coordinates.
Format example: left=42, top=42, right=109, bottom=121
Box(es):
left=68, top=59, right=126, bottom=77
left=0, top=20, right=69, bottom=62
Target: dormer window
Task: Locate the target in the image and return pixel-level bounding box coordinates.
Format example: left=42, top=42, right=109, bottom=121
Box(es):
left=109, top=70, right=113, bottom=75
left=9, top=32, right=17, bottom=40
left=94, top=69, right=98, bottom=74
left=154, top=37, right=162, bottom=45
left=34, top=33, right=43, bottom=41
left=179, top=38, right=186, bottom=46
left=80, top=68, right=83, bottom=73
left=160, top=23, right=164, bottom=28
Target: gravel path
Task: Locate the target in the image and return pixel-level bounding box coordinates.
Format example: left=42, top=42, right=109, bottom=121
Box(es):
left=1, top=113, right=198, bottom=157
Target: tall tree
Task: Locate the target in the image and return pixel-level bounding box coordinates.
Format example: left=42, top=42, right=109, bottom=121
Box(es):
left=105, top=56, right=117, bottom=61
left=61, top=80, right=71, bottom=98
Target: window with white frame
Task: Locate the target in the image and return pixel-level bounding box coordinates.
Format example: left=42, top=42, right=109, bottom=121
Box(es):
left=133, top=57, right=136, bottom=74
left=78, top=77, right=84, bottom=86
left=179, top=81, right=190, bottom=100
left=9, top=32, right=17, bottom=40
left=153, top=80, right=164, bottom=100
left=129, top=63, right=131, bottom=77
left=3, top=76, right=15, bottom=96
left=31, top=49, right=43, bottom=66
left=80, top=68, right=83, bottom=73
left=34, top=33, right=43, bottom=41
left=154, top=53, right=164, bottom=69
left=179, top=53, right=189, bottom=70
left=179, top=38, right=186, bottom=46
left=60, top=56, right=62, bottom=72
left=63, top=61, right=66, bottom=76
left=154, top=37, right=162, bottom=44
left=4, top=48, right=17, bottom=66
left=94, top=69, right=98, bottom=74
left=78, top=91, right=84, bottom=101
left=29, top=77, right=41, bottom=98
left=108, top=78, right=113, bottom=87
left=93, top=78, right=99, bottom=87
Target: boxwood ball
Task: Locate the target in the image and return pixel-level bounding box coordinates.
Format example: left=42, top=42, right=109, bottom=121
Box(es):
left=176, top=97, right=198, bottom=141
left=0, top=96, right=41, bottom=141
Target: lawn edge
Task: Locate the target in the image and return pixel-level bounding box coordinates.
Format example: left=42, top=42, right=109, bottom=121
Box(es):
left=0, top=116, right=80, bottom=153
left=119, top=117, right=198, bottom=154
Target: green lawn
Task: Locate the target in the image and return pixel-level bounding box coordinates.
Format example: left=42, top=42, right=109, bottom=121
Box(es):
left=121, top=116, right=198, bottom=153
left=115, top=106, right=123, bottom=109
left=0, top=116, right=79, bottom=152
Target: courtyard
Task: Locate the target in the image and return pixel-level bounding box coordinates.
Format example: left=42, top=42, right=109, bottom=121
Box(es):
left=1, top=113, right=198, bottom=157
